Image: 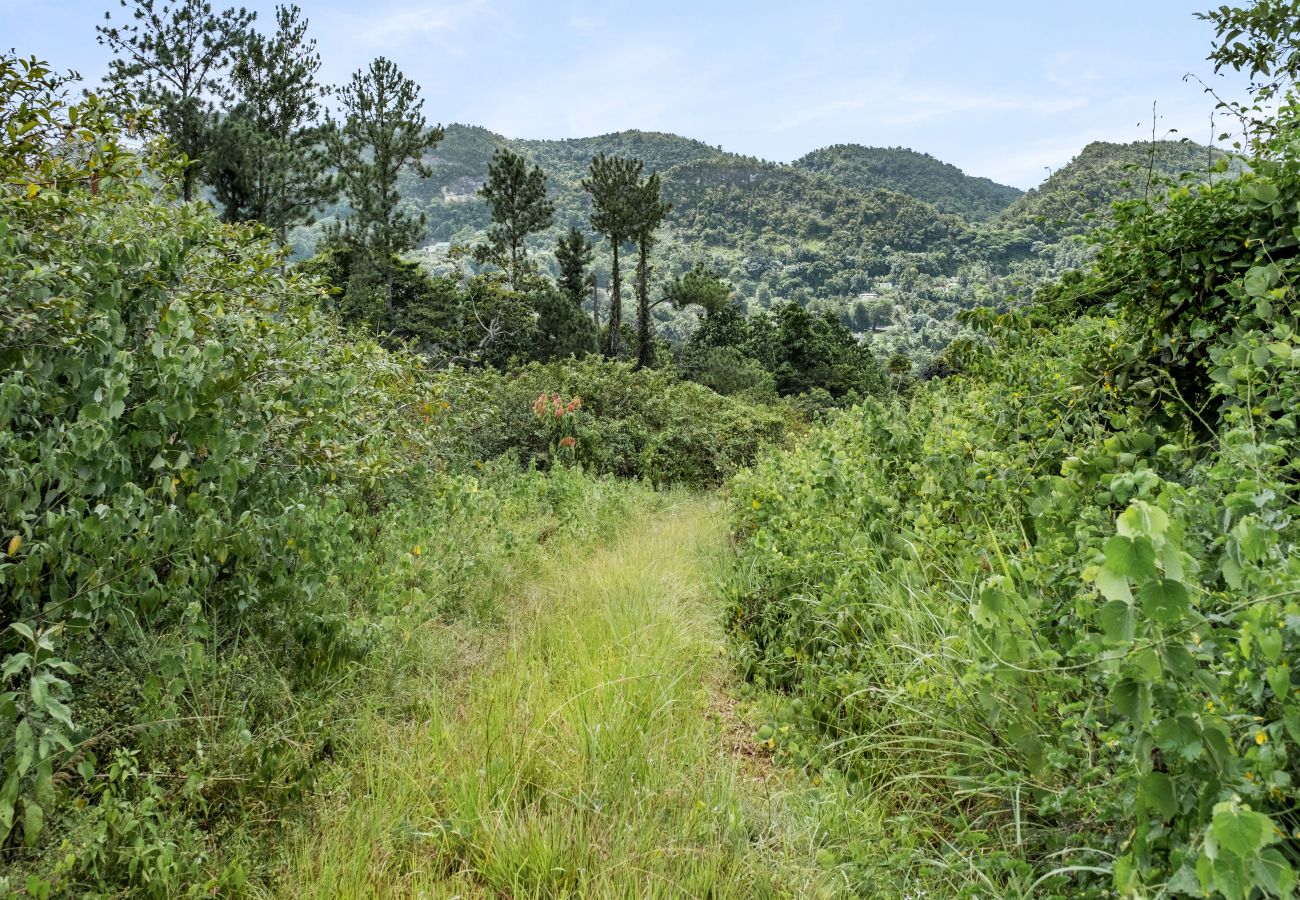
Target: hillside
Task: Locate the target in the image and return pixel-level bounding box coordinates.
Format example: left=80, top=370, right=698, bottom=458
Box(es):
left=995, top=139, right=1229, bottom=241
left=794, top=144, right=1023, bottom=220
left=330, top=127, right=1226, bottom=363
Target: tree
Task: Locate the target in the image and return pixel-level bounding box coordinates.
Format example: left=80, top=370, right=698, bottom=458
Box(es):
left=475, top=148, right=554, bottom=288
left=1199, top=0, right=1300, bottom=147
left=665, top=262, right=734, bottom=318
left=98, top=0, right=255, bottom=202
left=208, top=4, right=334, bottom=243
left=582, top=153, right=642, bottom=358
left=555, top=226, right=594, bottom=306
left=628, top=171, right=671, bottom=368
left=531, top=281, right=598, bottom=361
left=327, top=56, right=443, bottom=313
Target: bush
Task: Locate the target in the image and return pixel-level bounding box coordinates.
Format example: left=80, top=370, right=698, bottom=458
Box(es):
left=435, top=357, right=793, bottom=488
left=0, top=56, right=438, bottom=869
left=726, top=150, right=1300, bottom=897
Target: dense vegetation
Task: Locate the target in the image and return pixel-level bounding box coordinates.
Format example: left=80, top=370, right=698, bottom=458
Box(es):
left=794, top=144, right=1025, bottom=221
left=365, top=125, right=1229, bottom=367
left=725, top=10, right=1300, bottom=896
left=0, top=50, right=788, bottom=896
left=5, top=1, right=1297, bottom=897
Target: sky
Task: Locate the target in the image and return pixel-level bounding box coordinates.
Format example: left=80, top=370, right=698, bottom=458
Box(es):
left=1, top=1, right=1252, bottom=189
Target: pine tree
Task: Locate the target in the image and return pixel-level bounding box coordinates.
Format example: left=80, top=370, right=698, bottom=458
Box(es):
left=555, top=226, right=594, bottom=306
left=582, top=154, right=642, bottom=358
left=98, top=0, right=255, bottom=202
left=475, top=148, right=554, bottom=288
left=208, top=4, right=334, bottom=243
left=628, top=171, right=670, bottom=368
left=327, top=56, right=443, bottom=313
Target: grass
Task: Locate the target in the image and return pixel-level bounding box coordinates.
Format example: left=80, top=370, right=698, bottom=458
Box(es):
left=269, top=491, right=846, bottom=898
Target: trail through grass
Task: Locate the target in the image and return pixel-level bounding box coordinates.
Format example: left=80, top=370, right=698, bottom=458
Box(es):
left=277, top=494, right=837, bottom=898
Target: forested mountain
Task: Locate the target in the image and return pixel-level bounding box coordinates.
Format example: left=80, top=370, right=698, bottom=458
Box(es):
left=393, top=125, right=726, bottom=241
left=995, top=138, right=1229, bottom=241
left=300, top=125, right=1229, bottom=366
left=793, top=144, right=1023, bottom=220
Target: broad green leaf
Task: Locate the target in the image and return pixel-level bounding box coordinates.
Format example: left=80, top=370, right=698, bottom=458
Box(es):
left=1253, top=849, right=1297, bottom=897
left=1117, top=502, right=1169, bottom=539
left=1096, top=568, right=1133, bottom=604
left=1103, top=535, right=1157, bottom=578
left=1, top=653, right=31, bottom=680
left=1112, top=678, right=1152, bottom=724
left=21, top=800, right=42, bottom=846
left=1154, top=716, right=1202, bottom=761
left=1138, top=771, right=1177, bottom=819
left=1139, top=578, right=1190, bottom=625
left=14, top=720, right=33, bottom=777
left=1098, top=599, right=1137, bottom=642
left=1211, top=800, right=1275, bottom=858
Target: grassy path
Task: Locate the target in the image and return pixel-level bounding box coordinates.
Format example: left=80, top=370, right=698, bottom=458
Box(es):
left=278, top=495, right=830, bottom=898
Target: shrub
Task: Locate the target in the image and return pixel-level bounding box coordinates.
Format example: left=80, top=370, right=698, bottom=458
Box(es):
left=435, top=357, right=793, bottom=488
left=726, top=150, right=1300, bottom=897
left=0, top=56, right=437, bottom=861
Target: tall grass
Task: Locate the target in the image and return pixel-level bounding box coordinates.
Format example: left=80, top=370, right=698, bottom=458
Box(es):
left=270, top=494, right=844, bottom=898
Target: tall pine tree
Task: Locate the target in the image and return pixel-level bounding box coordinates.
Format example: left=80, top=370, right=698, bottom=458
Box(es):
left=628, top=171, right=670, bottom=368
left=475, top=148, right=554, bottom=288
left=582, top=153, right=642, bottom=358
left=98, top=0, right=255, bottom=202
left=208, top=4, right=334, bottom=243
left=327, top=56, right=443, bottom=313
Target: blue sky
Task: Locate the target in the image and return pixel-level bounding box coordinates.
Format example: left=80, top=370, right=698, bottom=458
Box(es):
left=2, top=1, right=1249, bottom=188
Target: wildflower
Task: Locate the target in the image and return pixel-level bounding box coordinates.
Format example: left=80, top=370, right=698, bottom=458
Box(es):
left=413, top=545, right=421, bottom=557
left=558, top=436, right=576, bottom=449
left=1256, top=731, right=1267, bottom=746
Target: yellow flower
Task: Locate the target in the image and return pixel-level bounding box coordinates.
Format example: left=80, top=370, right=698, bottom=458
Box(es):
left=413, top=545, right=421, bottom=557
left=1256, top=731, right=1267, bottom=746
left=752, top=499, right=761, bottom=509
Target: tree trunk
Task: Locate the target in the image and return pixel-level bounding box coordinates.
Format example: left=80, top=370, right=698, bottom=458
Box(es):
left=635, top=238, right=652, bottom=369
left=606, top=243, right=621, bottom=358
left=591, top=274, right=600, bottom=329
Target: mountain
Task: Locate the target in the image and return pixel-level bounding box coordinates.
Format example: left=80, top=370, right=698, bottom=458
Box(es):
left=297, top=126, right=1227, bottom=362
left=793, top=145, right=1023, bottom=221
left=995, top=139, right=1231, bottom=242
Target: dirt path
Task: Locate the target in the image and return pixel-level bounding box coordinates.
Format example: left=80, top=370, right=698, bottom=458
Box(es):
left=276, top=496, right=836, bottom=899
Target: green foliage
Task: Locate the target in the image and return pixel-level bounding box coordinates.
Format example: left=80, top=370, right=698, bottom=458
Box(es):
left=474, top=147, right=554, bottom=287
left=554, top=225, right=594, bottom=306
left=97, top=0, right=255, bottom=202
left=326, top=56, right=443, bottom=305
left=995, top=140, right=1230, bottom=244
left=0, top=64, right=440, bottom=884
left=1200, top=0, right=1300, bottom=147
left=208, top=4, right=335, bottom=242
left=676, top=280, right=885, bottom=403
left=435, top=358, right=791, bottom=488
left=628, top=169, right=671, bottom=367
left=583, top=153, right=644, bottom=357
left=725, top=96, right=1300, bottom=895
left=665, top=262, right=733, bottom=316
left=794, top=144, right=1023, bottom=221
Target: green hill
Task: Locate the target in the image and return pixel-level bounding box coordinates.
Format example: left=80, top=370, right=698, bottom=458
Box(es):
left=313, top=127, right=1228, bottom=363
left=995, top=139, right=1229, bottom=241
left=794, top=144, right=1023, bottom=221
